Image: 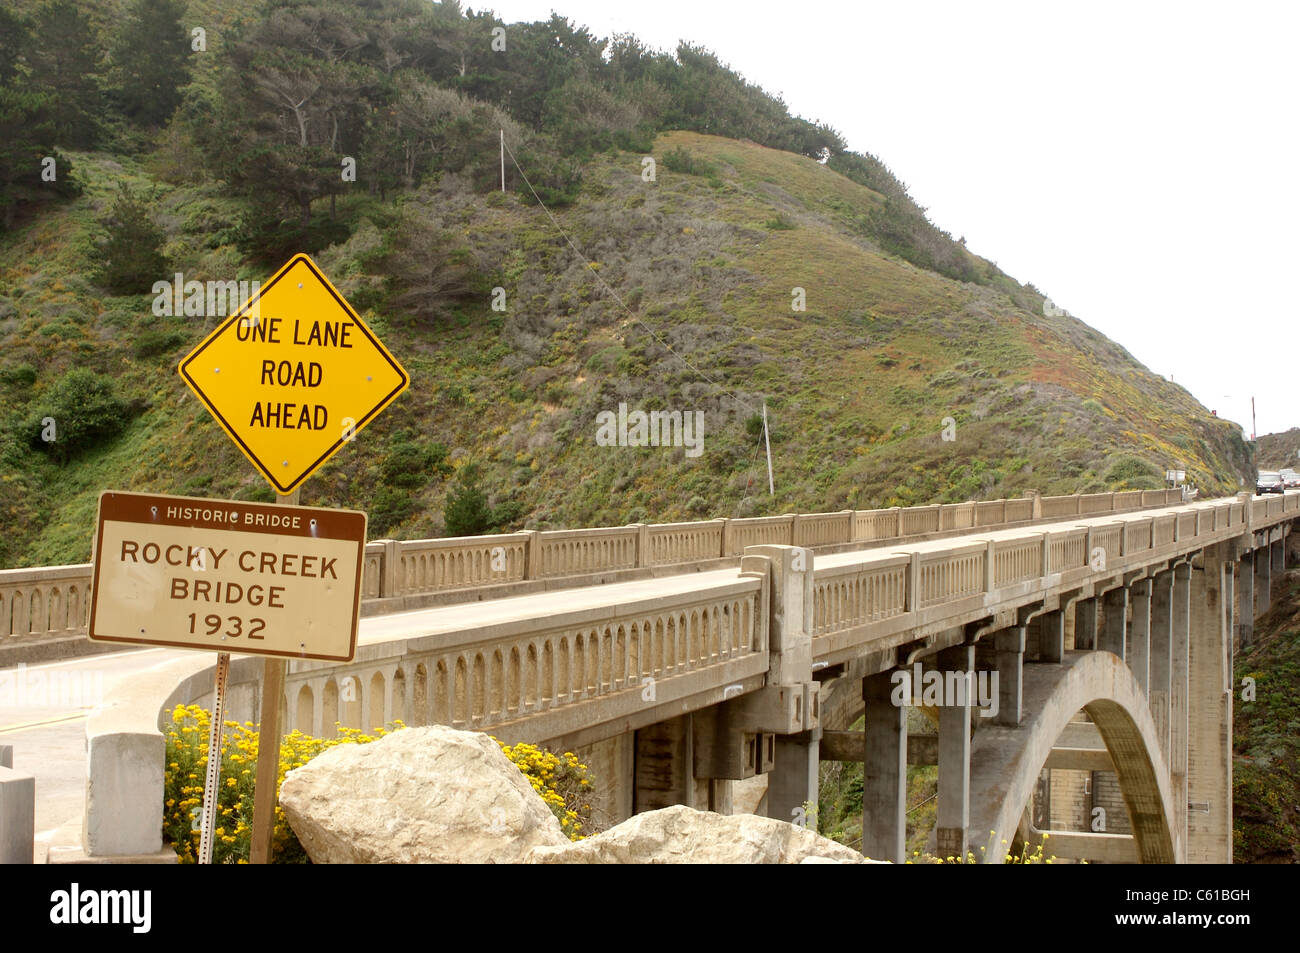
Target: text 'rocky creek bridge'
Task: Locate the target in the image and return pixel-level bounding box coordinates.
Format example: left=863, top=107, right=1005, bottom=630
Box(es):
left=4, top=487, right=1295, bottom=863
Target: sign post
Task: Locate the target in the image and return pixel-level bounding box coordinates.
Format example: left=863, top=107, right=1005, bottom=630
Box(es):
left=196, top=652, right=230, bottom=865
left=114, top=251, right=412, bottom=863
left=250, top=488, right=296, bottom=865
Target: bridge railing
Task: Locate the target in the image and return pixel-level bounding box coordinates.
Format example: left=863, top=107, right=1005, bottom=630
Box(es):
left=0, top=486, right=1222, bottom=653
left=0, top=564, right=93, bottom=648
left=809, top=495, right=1259, bottom=659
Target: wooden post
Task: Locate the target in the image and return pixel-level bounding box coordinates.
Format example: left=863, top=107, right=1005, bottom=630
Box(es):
left=249, top=487, right=299, bottom=864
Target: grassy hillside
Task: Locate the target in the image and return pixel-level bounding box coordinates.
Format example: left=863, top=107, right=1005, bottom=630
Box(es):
left=0, top=1, right=1255, bottom=569
left=1234, top=567, right=1300, bottom=862
left=1258, top=428, right=1300, bottom=471
left=0, top=126, right=1254, bottom=568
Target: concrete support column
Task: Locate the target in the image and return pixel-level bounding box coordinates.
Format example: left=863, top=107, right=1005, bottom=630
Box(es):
left=1273, top=538, right=1285, bottom=573
left=1100, top=586, right=1128, bottom=660
left=1171, top=563, right=1192, bottom=847
left=1129, top=579, right=1152, bottom=696
left=1075, top=597, right=1098, bottom=650
left=935, top=645, right=974, bottom=860
left=769, top=729, right=822, bottom=826
left=708, top=779, right=734, bottom=815
left=1255, top=546, right=1271, bottom=616
left=1038, top=610, right=1065, bottom=663
left=1187, top=547, right=1233, bottom=863
left=1224, top=562, right=1236, bottom=654
left=995, top=626, right=1026, bottom=726
left=1237, top=554, right=1255, bottom=649
left=1149, top=571, right=1174, bottom=761
left=634, top=714, right=704, bottom=811
left=861, top=671, right=907, bottom=863
left=743, top=544, right=819, bottom=824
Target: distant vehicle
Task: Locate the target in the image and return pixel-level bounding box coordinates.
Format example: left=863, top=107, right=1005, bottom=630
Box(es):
left=1256, top=471, right=1286, bottom=494
left=1281, top=469, right=1300, bottom=488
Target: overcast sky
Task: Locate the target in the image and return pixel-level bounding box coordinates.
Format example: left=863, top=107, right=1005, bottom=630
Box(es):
left=483, top=0, right=1298, bottom=439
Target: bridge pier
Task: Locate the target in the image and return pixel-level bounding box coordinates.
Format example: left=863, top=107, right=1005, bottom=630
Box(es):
left=1170, top=562, right=1192, bottom=849
left=935, top=644, right=974, bottom=859
left=861, top=670, right=907, bottom=863
left=994, top=626, right=1025, bottom=726
left=1037, top=610, right=1065, bottom=663
left=1129, top=578, right=1152, bottom=697
left=1224, top=559, right=1235, bottom=657
left=1100, top=586, right=1128, bottom=660
left=1254, top=545, right=1271, bottom=616
left=1236, top=554, right=1254, bottom=649
left=740, top=545, right=822, bottom=827
left=768, top=729, right=821, bottom=826
left=634, top=715, right=705, bottom=812
left=1187, top=544, right=1233, bottom=863
left=1149, top=570, right=1174, bottom=761
left=1074, top=597, right=1098, bottom=650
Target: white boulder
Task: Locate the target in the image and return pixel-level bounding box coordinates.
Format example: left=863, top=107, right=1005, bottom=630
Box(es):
left=525, top=804, right=872, bottom=864
left=279, top=726, right=567, bottom=863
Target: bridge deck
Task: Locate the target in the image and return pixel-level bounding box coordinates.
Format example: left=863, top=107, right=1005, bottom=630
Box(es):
left=357, top=567, right=743, bottom=646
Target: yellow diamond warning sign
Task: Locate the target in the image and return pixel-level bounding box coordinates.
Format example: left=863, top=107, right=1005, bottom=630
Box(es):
left=178, top=254, right=408, bottom=494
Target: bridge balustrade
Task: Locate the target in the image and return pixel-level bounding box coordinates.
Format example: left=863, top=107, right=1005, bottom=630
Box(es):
left=0, top=486, right=1211, bottom=655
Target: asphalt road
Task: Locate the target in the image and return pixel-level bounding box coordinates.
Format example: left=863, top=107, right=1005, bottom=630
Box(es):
left=0, top=647, right=191, bottom=860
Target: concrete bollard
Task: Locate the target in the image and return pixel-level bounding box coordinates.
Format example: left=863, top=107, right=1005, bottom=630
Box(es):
left=0, top=762, right=35, bottom=864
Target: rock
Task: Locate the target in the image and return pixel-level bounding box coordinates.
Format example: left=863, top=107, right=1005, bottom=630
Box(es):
left=525, top=805, right=873, bottom=864
left=280, top=726, right=568, bottom=863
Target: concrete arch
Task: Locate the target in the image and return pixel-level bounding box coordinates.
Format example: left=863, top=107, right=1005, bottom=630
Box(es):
left=967, top=650, right=1179, bottom=864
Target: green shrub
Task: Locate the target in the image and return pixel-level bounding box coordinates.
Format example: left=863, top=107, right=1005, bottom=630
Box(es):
left=133, top=328, right=187, bottom=358
left=26, top=368, right=132, bottom=462
left=0, top=364, right=37, bottom=387
left=380, top=432, right=451, bottom=490
left=91, top=183, right=168, bottom=295
left=369, top=485, right=416, bottom=535
left=1103, top=454, right=1160, bottom=488
left=443, top=463, right=494, bottom=536
left=662, top=147, right=715, bottom=177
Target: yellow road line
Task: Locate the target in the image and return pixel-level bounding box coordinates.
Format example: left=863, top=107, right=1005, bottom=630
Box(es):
left=0, top=711, right=89, bottom=733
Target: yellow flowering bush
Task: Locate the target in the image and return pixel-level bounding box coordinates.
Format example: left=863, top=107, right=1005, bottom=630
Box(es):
left=495, top=741, right=594, bottom=841
left=163, top=706, right=598, bottom=861
left=904, top=835, right=1064, bottom=865
left=162, top=704, right=400, bottom=864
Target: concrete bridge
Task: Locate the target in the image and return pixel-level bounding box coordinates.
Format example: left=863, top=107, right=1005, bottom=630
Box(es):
left=4, top=487, right=1296, bottom=862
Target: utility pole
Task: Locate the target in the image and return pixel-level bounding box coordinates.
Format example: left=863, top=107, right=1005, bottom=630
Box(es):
left=500, top=130, right=505, bottom=193
left=1251, top=395, right=1258, bottom=474
left=762, top=402, right=774, bottom=496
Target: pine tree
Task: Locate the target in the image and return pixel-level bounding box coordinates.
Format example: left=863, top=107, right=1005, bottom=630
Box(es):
left=110, top=0, right=190, bottom=127
left=91, top=183, right=168, bottom=294
left=443, top=464, right=494, bottom=537
left=28, top=0, right=104, bottom=147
